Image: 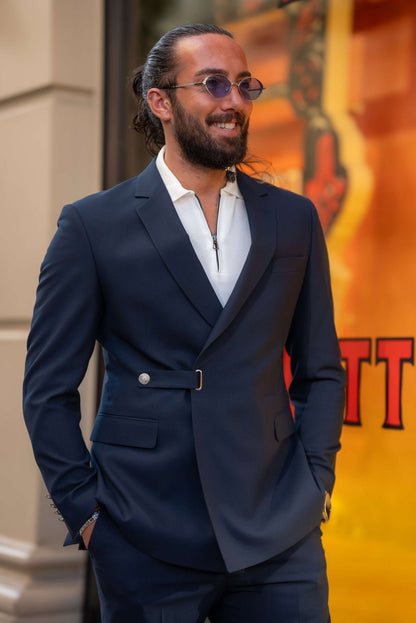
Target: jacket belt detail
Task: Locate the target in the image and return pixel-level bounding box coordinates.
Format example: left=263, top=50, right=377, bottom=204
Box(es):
left=137, top=369, right=203, bottom=390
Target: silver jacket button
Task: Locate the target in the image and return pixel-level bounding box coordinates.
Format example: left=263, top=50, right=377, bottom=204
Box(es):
left=138, top=372, right=151, bottom=385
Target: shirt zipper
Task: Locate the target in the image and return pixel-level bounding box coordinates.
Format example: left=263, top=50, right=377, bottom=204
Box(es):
left=212, top=234, right=219, bottom=271
left=195, top=194, right=221, bottom=272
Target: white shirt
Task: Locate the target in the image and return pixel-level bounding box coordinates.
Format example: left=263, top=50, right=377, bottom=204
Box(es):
left=156, top=147, right=251, bottom=307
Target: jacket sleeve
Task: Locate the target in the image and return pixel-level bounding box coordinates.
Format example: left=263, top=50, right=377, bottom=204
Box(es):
left=285, top=201, right=346, bottom=495
left=23, top=203, right=103, bottom=540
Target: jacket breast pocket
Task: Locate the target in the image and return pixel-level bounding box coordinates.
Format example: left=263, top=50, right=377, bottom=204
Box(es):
left=270, top=256, right=305, bottom=273
left=90, top=413, right=158, bottom=448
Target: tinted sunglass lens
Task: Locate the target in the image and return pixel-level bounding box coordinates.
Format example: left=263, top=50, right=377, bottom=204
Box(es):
left=239, top=78, right=264, bottom=100
left=205, top=75, right=230, bottom=98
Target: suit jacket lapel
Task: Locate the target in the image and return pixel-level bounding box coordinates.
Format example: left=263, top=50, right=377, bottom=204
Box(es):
left=200, top=172, right=277, bottom=353
left=134, top=161, right=223, bottom=327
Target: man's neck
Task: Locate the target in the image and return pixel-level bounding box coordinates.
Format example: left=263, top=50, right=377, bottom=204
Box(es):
left=163, top=145, right=228, bottom=200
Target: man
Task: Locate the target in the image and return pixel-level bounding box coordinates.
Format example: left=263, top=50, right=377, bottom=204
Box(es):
left=23, top=23, right=345, bottom=623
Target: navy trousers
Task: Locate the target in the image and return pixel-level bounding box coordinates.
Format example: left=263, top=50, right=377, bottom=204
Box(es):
left=88, top=509, right=330, bottom=623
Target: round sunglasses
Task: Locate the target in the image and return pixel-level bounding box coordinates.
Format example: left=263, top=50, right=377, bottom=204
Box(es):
left=165, top=74, right=264, bottom=101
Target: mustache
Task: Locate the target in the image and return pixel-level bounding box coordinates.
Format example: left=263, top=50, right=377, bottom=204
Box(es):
left=206, top=111, right=247, bottom=126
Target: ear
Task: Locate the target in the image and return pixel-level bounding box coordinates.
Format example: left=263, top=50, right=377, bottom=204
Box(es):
left=147, top=88, right=173, bottom=122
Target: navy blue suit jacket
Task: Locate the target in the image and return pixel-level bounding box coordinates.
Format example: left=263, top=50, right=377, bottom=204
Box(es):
left=23, top=160, right=345, bottom=573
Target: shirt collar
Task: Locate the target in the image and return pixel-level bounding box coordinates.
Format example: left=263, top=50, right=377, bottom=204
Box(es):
left=156, top=146, right=243, bottom=202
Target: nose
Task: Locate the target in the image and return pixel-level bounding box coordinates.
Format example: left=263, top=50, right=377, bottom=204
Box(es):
left=221, top=83, right=250, bottom=110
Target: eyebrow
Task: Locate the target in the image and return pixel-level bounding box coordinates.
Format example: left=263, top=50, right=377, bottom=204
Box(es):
left=194, top=68, right=252, bottom=79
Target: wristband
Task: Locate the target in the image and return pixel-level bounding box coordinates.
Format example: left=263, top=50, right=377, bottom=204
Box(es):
left=79, top=510, right=100, bottom=536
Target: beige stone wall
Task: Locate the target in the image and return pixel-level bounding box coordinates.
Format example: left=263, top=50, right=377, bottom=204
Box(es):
left=0, top=1, right=103, bottom=620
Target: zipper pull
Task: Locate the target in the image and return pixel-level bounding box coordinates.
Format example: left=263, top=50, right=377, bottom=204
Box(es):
left=212, top=235, right=220, bottom=271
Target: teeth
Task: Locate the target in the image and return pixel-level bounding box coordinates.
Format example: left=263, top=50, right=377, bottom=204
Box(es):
left=215, top=122, right=236, bottom=130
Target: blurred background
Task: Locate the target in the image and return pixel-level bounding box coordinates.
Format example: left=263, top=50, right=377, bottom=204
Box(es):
left=1, top=0, right=415, bottom=621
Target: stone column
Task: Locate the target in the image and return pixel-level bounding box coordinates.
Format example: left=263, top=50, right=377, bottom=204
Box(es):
left=0, top=1, right=103, bottom=621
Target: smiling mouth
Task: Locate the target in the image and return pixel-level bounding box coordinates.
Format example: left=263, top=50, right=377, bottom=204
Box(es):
left=214, top=122, right=237, bottom=130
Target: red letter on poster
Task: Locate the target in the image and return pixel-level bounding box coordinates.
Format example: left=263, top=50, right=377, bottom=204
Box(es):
left=339, top=339, right=371, bottom=426
left=376, top=338, right=414, bottom=429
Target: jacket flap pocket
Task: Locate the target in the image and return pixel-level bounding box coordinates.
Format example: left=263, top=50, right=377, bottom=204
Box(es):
left=274, top=413, right=296, bottom=442
left=91, top=414, right=157, bottom=448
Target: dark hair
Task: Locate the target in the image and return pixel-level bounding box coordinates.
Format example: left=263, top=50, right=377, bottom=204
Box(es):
left=131, top=24, right=234, bottom=155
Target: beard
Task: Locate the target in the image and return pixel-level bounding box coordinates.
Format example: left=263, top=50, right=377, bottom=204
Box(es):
left=171, top=98, right=249, bottom=170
